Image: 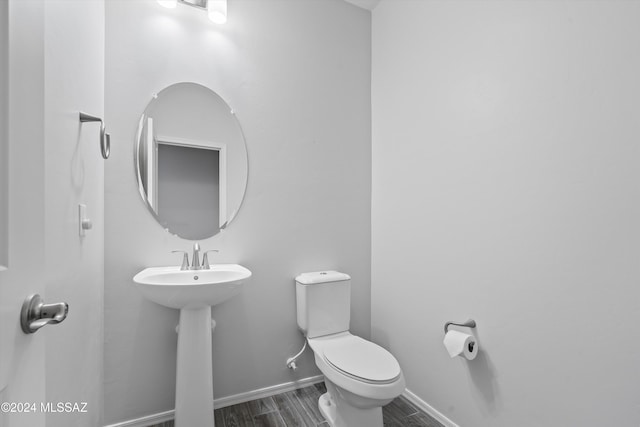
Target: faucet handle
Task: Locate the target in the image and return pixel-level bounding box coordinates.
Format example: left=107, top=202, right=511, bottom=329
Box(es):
left=191, top=242, right=201, bottom=270
left=171, top=250, right=189, bottom=270
left=202, top=250, right=219, bottom=270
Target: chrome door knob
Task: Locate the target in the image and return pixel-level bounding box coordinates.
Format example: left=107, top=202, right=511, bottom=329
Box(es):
left=20, top=294, right=69, bottom=334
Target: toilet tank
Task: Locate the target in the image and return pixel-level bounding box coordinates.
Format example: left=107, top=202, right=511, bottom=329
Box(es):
left=295, top=271, right=351, bottom=339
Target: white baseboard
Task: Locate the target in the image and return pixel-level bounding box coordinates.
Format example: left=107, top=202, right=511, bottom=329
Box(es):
left=103, top=410, right=174, bottom=427
left=104, top=375, right=324, bottom=427
left=105, top=378, right=456, bottom=427
left=215, top=374, right=324, bottom=409
left=403, top=388, right=459, bottom=427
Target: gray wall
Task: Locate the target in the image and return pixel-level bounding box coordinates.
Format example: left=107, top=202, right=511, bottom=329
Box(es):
left=157, top=144, right=220, bottom=239
left=44, top=1, right=105, bottom=426
left=372, top=1, right=640, bottom=426
left=104, top=0, right=371, bottom=424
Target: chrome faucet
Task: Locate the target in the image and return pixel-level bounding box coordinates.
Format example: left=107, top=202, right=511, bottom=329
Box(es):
left=173, top=243, right=218, bottom=271
left=191, top=242, right=201, bottom=270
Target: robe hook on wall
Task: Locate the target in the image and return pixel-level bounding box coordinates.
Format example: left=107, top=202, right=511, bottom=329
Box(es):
left=79, top=112, right=110, bottom=159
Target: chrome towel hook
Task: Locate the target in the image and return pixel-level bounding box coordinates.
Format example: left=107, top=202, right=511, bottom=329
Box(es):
left=444, top=319, right=477, bottom=334
left=79, top=112, right=110, bottom=159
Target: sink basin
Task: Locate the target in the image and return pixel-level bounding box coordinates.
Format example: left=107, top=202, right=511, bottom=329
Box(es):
left=133, top=264, right=251, bottom=309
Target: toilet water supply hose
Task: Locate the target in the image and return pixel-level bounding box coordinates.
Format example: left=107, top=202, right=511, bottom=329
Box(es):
left=286, top=339, right=308, bottom=370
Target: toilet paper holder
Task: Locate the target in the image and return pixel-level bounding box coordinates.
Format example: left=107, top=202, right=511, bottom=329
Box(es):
left=444, top=319, right=476, bottom=334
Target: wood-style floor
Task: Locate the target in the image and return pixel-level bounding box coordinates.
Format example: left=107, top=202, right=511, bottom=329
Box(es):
left=149, top=382, right=443, bottom=427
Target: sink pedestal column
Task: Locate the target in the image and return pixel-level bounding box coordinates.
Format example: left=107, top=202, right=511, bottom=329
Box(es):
left=175, top=306, right=215, bottom=426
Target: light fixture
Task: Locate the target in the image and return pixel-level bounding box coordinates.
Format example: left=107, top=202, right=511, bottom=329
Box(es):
left=157, top=0, right=227, bottom=24
left=157, top=0, right=177, bottom=8
left=207, top=0, right=227, bottom=25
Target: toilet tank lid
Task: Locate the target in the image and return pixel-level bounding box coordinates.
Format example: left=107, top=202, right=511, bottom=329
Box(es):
left=295, top=271, right=351, bottom=285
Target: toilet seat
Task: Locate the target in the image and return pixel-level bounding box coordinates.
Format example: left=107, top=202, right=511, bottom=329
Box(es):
left=308, top=333, right=403, bottom=386
left=322, top=335, right=401, bottom=384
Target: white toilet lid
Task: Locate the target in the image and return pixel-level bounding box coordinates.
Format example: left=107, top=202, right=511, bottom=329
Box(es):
left=323, top=336, right=401, bottom=383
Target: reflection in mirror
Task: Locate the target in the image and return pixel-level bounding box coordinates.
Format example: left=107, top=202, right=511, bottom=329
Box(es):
left=135, top=82, right=248, bottom=240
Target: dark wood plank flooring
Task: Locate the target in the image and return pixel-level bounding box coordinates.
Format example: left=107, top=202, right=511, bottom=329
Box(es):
left=148, top=382, right=443, bottom=427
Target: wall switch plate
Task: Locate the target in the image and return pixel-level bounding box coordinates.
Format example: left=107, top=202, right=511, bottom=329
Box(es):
left=79, top=204, right=93, bottom=237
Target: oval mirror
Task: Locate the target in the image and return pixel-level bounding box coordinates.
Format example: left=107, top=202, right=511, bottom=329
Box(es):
left=134, top=82, right=248, bottom=240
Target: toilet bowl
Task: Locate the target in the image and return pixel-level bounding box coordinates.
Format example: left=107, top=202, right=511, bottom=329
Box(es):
left=295, top=271, right=405, bottom=427
left=308, top=332, right=406, bottom=427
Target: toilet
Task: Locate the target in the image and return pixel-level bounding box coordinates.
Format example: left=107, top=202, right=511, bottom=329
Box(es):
left=295, top=271, right=406, bottom=427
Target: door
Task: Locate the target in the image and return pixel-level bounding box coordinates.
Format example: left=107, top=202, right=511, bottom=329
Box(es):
left=0, top=1, right=105, bottom=426
left=0, top=1, right=48, bottom=426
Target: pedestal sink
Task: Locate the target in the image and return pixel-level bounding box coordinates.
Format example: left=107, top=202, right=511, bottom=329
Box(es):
left=133, top=264, right=251, bottom=427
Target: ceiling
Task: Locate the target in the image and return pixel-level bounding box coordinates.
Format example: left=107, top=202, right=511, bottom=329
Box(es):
left=343, top=0, right=381, bottom=11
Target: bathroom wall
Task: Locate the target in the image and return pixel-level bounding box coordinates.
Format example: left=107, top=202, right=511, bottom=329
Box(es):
left=43, top=1, right=105, bottom=426
left=104, top=0, right=371, bottom=424
left=371, top=1, right=640, bottom=426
